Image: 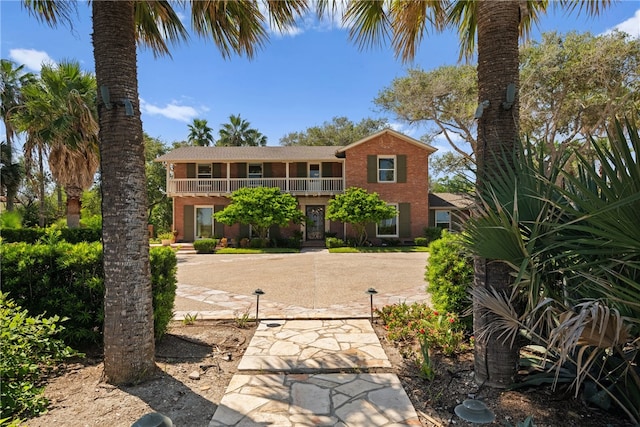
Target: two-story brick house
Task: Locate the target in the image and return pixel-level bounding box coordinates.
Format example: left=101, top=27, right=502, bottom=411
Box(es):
left=155, top=129, right=437, bottom=244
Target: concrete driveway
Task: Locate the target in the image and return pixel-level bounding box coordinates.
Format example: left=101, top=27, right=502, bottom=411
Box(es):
left=173, top=249, right=431, bottom=320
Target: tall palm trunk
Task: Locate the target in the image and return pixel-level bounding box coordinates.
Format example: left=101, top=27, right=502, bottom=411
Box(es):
left=92, top=1, right=155, bottom=384
left=472, top=0, right=521, bottom=387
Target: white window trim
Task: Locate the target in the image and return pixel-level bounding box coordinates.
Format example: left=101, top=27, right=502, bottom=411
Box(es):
left=377, top=155, right=396, bottom=183
left=248, top=163, right=263, bottom=179
left=435, top=209, right=452, bottom=230
left=377, top=203, right=399, bottom=238
left=197, top=163, right=212, bottom=178
left=194, top=205, right=214, bottom=239
left=308, top=163, right=321, bottom=178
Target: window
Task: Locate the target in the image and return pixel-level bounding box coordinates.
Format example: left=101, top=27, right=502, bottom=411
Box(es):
left=377, top=204, right=398, bottom=237
left=248, top=163, right=263, bottom=179
left=435, top=210, right=451, bottom=229
left=378, top=156, right=395, bottom=182
left=197, top=163, right=212, bottom=178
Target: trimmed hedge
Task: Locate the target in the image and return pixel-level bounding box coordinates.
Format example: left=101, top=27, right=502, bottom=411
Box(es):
left=325, top=237, right=345, bottom=248
left=1, top=227, right=101, bottom=244
left=0, top=242, right=176, bottom=346
left=193, top=238, right=218, bottom=254
left=425, top=230, right=473, bottom=329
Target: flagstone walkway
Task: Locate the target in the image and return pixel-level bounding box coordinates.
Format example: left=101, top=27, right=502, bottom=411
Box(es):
left=209, top=319, right=421, bottom=426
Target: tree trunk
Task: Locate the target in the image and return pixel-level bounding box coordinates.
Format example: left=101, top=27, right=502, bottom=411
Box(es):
left=92, top=1, right=155, bottom=385
left=65, top=185, right=82, bottom=228
left=473, top=0, right=521, bottom=387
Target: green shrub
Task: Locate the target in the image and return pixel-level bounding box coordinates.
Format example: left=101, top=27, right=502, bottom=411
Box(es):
left=0, top=226, right=101, bottom=244
left=60, top=227, right=101, bottom=243
left=0, top=292, right=77, bottom=422
left=1, top=242, right=177, bottom=346
left=426, top=231, right=473, bottom=329
left=249, top=238, right=267, bottom=248
left=0, top=211, right=22, bottom=229
left=0, top=228, right=44, bottom=243
left=149, top=246, right=178, bottom=340
left=325, top=237, right=345, bottom=248
left=422, top=226, right=444, bottom=244
left=193, top=238, right=217, bottom=254
left=414, top=237, right=428, bottom=246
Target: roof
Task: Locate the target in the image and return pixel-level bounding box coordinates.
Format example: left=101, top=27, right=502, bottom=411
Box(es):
left=429, top=193, right=475, bottom=210
left=155, top=146, right=345, bottom=163
left=337, top=129, right=437, bottom=154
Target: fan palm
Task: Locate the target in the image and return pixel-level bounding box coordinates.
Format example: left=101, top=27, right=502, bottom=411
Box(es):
left=187, top=118, right=214, bottom=146
left=22, top=0, right=308, bottom=384
left=10, top=61, right=99, bottom=228
left=464, top=117, right=640, bottom=422
left=217, top=113, right=267, bottom=146
left=1, top=60, right=35, bottom=211
left=344, top=0, right=612, bottom=386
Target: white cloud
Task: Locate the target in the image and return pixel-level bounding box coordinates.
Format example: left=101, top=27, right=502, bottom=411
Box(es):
left=263, top=2, right=349, bottom=38
left=140, top=98, right=199, bottom=122
left=606, top=8, right=640, bottom=38
left=9, top=48, right=55, bottom=72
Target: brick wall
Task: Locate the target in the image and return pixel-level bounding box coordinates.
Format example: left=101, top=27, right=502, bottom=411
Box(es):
left=343, top=133, right=431, bottom=239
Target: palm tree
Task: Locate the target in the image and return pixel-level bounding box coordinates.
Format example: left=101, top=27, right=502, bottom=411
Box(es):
left=11, top=61, right=99, bottom=228
left=344, top=0, right=611, bottom=386
left=187, top=118, right=214, bottom=146
left=23, top=0, right=308, bottom=385
left=1, top=60, right=35, bottom=211
left=217, top=113, right=267, bottom=146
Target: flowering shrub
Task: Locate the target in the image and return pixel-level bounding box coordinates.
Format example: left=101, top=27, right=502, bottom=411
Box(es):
left=376, top=302, right=467, bottom=356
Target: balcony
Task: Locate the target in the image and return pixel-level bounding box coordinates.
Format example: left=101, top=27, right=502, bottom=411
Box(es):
left=167, top=177, right=345, bottom=196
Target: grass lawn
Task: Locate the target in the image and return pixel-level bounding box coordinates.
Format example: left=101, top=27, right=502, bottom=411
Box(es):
left=329, top=246, right=429, bottom=253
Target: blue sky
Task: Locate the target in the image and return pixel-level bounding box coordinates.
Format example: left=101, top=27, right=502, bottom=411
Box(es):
left=2, top=1, right=639, bottom=152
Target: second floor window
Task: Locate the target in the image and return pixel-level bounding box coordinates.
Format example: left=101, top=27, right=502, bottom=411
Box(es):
left=248, top=163, right=263, bottom=179
left=378, top=156, right=395, bottom=182
left=197, top=163, right=212, bottom=178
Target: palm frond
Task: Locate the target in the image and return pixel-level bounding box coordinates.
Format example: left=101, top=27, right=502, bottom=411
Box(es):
left=344, top=0, right=391, bottom=52
left=135, top=1, right=189, bottom=58
left=21, top=0, right=76, bottom=28
left=389, top=0, right=446, bottom=63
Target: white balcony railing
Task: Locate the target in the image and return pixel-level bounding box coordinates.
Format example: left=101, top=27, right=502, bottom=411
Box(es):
left=167, top=177, right=344, bottom=196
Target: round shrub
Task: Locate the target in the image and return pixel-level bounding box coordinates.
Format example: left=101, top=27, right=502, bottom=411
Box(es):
left=193, top=238, right=218, bottom=254
left=426, top=230, right=473, bottom=329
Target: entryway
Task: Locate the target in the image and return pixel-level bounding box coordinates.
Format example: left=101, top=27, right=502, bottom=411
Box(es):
left=305, top=205, right=325, bottom=241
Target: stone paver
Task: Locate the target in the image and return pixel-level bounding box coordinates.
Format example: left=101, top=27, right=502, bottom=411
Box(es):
left=210, top=320, right=420, bottom=426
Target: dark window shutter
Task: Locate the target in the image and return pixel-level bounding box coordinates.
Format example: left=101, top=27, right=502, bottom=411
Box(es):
left=237, top=163, right=247, bottom=178
left=212, top=163, right=222, bottom=178
left=186, top=163, right=196, bottom=178
left=297, top=162, right=307, bottom=177
left=322, top=162, right=333, bottom=177
left=367, top=155, right=377, bottom=183
left=264, top=163, right=272, bottom=178
left=183, top=205, right=194, bottom=241
left=214, top=205, right=225, bottom=237
left=397, top=155, right=407, bottom=183
left=399, top=203, right=411, bottom=238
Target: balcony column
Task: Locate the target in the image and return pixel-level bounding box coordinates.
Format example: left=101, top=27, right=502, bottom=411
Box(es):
left=226, top=163, right=231, bottom=193
left=286, top=162, right=290, bottom=192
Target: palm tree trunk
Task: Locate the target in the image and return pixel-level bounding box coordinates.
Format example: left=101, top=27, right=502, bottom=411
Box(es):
left=92, top=1, right=155, bottom=385
left=473, top=0, right=521, bottom=387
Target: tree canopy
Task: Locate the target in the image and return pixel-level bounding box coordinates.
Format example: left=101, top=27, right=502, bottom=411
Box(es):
left=187, top=118, right=214, bottom=146
left=217, top=114, right=267, bottom=147
left=279, top=116, right=389, bottom=146
left=326, top=187, right=396, bottom=246
left=214, top=187, right=305, bottom=240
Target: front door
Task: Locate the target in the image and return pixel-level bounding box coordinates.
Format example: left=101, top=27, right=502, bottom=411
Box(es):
left=195, top=206, right=213, bottom=239
left=305, top=205, right=324, bottom=240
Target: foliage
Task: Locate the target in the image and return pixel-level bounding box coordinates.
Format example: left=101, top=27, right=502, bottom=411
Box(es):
left=413, top=237, right=428, bottom=247
left=187, top=118, right=214, bottom=146
left=329, top=246, right=428, bottom=253
left=0, top=292, right=77, bottom=421
left=504, top=415, right=537, bottom=427
left=214, top=187, right=305, bottom=240
left=215, top=247, right=299, bottom=254
left=149, top=246, right=178, bottom=341
left=145, top=134, right=172, bottom=232
left=416, top=333, right=435, bottom=380
left=463, top=118, right=640, bottom=423
left=193, top=238, right=218, bottom=254
left=326, top=187, right=396, bottom=246
left=216, top=114, right=267, bottom=146
left=0, top=242, right=177, bottom=345
left=325, top=237, right=345, bottom=248
left=0, top=211, right=22, bottom=229
left=426, top=230, right=473, bottom=328
left=0, top=226, right=101, bottom=244
left=279, top=116, right=389, bottom=146
left=422, top=226, right=443, bottom=244
left=376, top=302, right=467, bottom=356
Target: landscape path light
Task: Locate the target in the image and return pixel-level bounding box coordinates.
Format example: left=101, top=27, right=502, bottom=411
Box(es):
left=253, top=288, right=265, bottom=322
left=454, top=399, right=495, bottom=424
left=366, top=287, right=378, bottom=323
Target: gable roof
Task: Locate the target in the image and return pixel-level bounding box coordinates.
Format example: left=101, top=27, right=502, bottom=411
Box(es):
left=336, top=128, right=437, bottom=154
left=429, top=192, right=475, bottom=210
left=155, top=146, right=344, bottom=163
